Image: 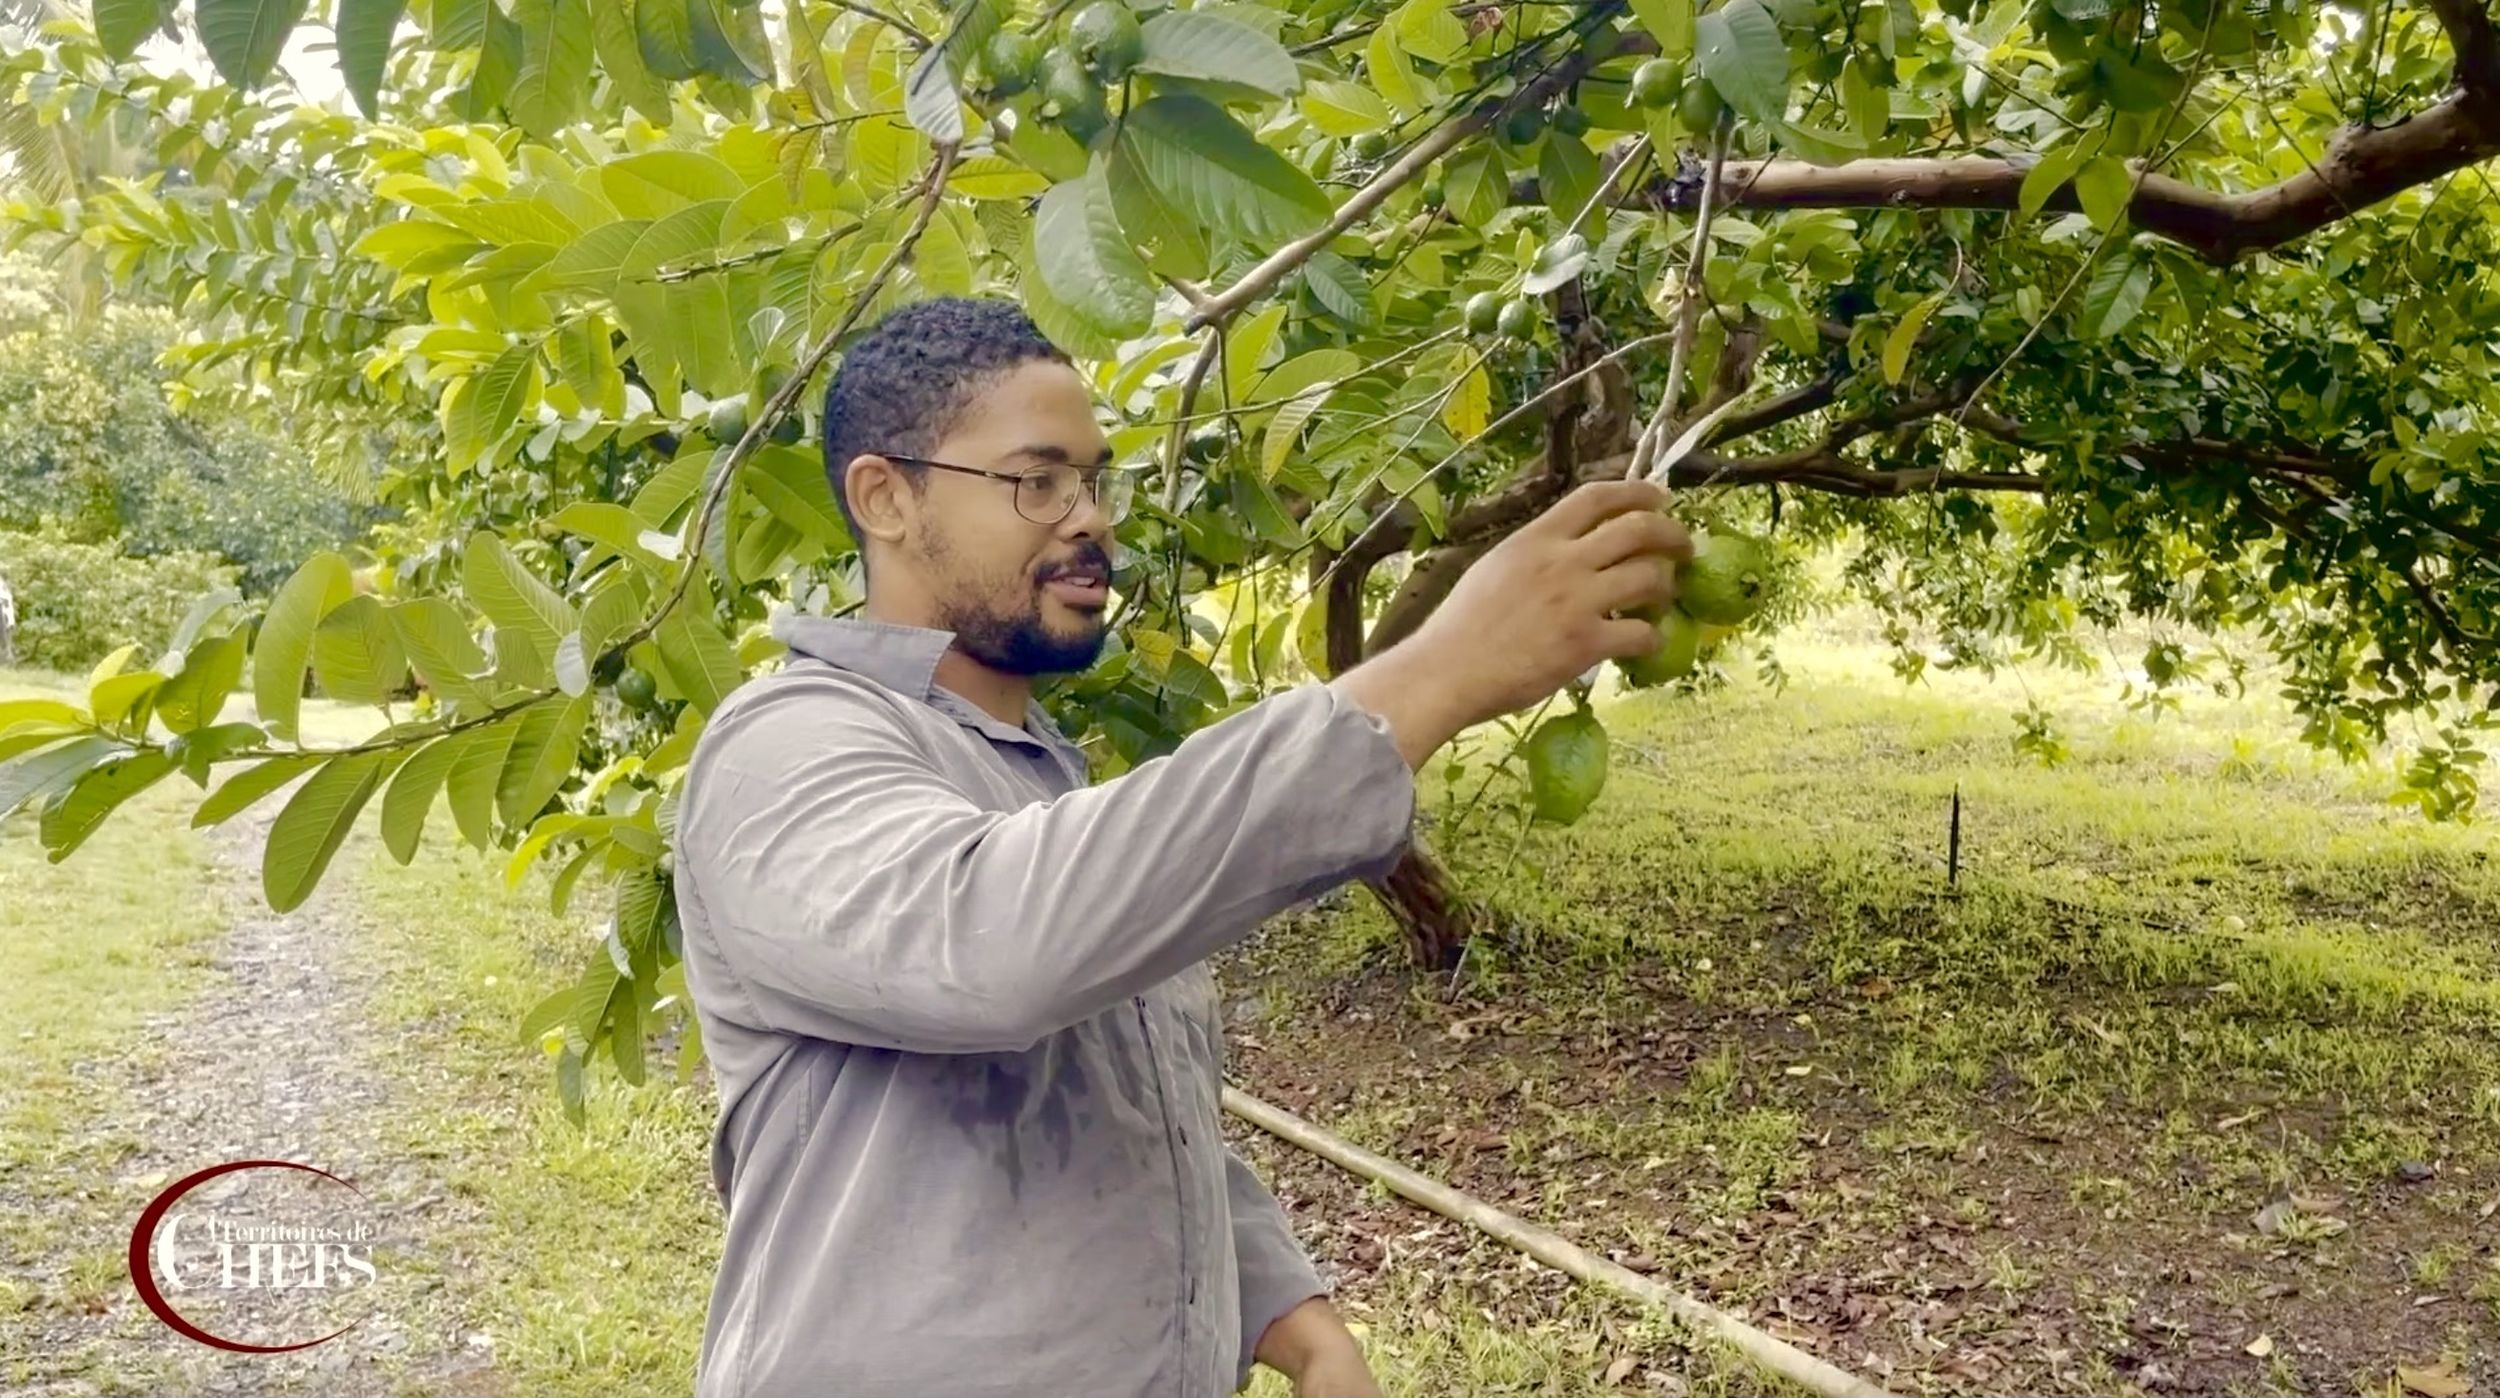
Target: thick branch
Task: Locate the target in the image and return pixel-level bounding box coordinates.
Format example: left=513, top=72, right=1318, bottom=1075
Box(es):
left=2429, top=0, right=2500, bottom=97
left=1519, top=72, right=2500, bottom=264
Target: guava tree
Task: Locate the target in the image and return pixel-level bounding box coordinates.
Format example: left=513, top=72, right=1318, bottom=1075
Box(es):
left=2, top=0, right=2494, bottom=1112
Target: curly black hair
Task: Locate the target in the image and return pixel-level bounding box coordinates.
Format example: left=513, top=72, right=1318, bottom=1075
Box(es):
left=820, top=296, right=1068, bottom=549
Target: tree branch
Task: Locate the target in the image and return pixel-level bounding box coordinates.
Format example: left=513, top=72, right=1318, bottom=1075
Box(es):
left=1519, top=9, right=2500, bottom=270
left=1185, top=17, right=1649, bottom=330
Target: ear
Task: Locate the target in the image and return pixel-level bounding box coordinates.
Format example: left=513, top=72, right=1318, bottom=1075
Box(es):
left=843, top=454, right=915, bottom=547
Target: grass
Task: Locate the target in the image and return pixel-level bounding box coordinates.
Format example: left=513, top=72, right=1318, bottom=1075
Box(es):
left=10, top=595, right=2498, bottom=1395
left=0, top=670, right=225, bottom=1387
left=1232, top=613, right=2499, bottom=1391
left=348, top=830, right=721, bottom=1398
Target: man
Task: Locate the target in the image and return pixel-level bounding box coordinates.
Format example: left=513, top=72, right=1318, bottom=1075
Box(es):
left=673, top=297, right=1691, bottom=1397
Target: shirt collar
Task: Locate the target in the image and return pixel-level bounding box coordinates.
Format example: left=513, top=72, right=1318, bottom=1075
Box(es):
left=771, top=611, right=1090, bottom=781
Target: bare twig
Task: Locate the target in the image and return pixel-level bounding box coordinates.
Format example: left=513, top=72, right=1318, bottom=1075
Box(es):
left=1633, top=115, right=1732, bottom=482
left=1161, top=331, right=1223, bottom=513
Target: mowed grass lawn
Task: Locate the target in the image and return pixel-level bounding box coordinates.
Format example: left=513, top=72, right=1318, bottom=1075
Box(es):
left=7, top=607, right=2495, bottom=1396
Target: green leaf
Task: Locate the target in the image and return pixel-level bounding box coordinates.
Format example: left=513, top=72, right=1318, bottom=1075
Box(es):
left=744, top=445, right=853, bottom=550
left=1882, top=289, right=1946, bottom=386
left=0, top=699, right=87, bottom=729
left=1231, top=470, right=1304, bottom=549
left=541, top=222, right=652, bottom=293
left=1108, top=138, right=1212, bottom=282
left=263, top=749, right=402, bottom=913
left=1626, top=0, right=1694, bottom=56
left=40, top=749, right=176, bottom=861
left=635, top=0, right=703, bottom=80
left=599, top=151, right=745, bottom=219
left=380, top=729, right=464, bottom=864
left=168, top=722, right=269, bottom=790
left=336, top=0, right=408, bottom=119
left=652, top=578, right=745, bottom=715
left=1, top=725, right=88, bottom=773
left=192, top=753, right=322, bottom=829
left=1443, top=362, right=1492, bottom=439
left=1034, top=162, right=1155, bottom=340
left=1442, top=144, right=1507, bottom=229
left=447, top=716, right=522, bottom=848
left=162, top=589, right=245, bottom=671
left=553, top=313, right=628, bottom=417
left=464, top=531, right=578, bottom=681
left=1222, top=304, right=1289, bottom=403
left=548, top=501, right=671, bottom=575
left=89, top=670, right=162, bottom=736
left=457, top=0, right=524, bottom=121
left=1524, top=232, right=1589, bottom=296
left=2077, top=255, right=2152, bottom=339
left=391, top=597, right=498, bottom=711
left=1136, top=10, right=1300, bottom=96
left=2019, top=140, right=2094, bottom=218
left=507, top=0, right=594, bottom=137
left=1303, top=81, right=1391, bottom=137
left=95, top=0, right=171, bottom=59
left=902, top=43, right=964, bottom=145
left=252, top=551, right=353, bottom=743
left=1249, top=348, right=1361, bottom=410
left=433, top=0, right=486, bottom=47
left=155, top=627, right=249, bottom=735
left=577, top=575, right=643, bottom=665
left=1694, top=0, right=1788, bottom=124
left=687, top=0, right=771, bottom=83
left=1262, top=391, right=1329, bottom=481
left=198, top=0, right=311, bottom=88
left=1301, top=250, right=1372, bottom=326
left=1770, top=117, right=1867, bottom=167
left=495, top=693, right=591, bottom=827
left=1366, top=27, right=1419, bottom=112
left=0, top=736, right=122, bottom=823
left=2074, top=154, right=2134, bottom=231
left=1538, top=135, right=1602, bottom=232
left=1392, top=0, right=1466, bottom=63
left=952, top=157, right=1051, bottom=201
left=451, top=342, right=544, bottom=473
left=593, top=0, right=674, bottom=124
left=312, top=594, right=410, bottom=706
left=1021, top=245, right=1128, bottom=359
left=1122, top=96, right=1333, bottom=248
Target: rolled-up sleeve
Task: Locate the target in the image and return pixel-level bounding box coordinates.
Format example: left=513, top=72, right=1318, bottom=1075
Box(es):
left=677, top=674, right=1416, bottom=1054
left=1226, top=1144, right=1327, bottom=1392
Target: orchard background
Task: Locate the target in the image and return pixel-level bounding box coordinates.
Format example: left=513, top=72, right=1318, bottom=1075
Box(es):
left=2, top=0, right=2498, bottom=1391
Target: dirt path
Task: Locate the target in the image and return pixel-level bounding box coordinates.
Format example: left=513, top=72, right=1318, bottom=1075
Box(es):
left=6, top=797, right=505, bottom=1397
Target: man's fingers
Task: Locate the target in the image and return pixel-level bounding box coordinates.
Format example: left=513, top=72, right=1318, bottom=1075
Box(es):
left=1570, top=508, right=1692, bottom=573
left=1532, top=479, right=1674, bottom=540
left=1594, top=614, right=1668, bottom=659
left=1590, top=554, right=1678, bottom=616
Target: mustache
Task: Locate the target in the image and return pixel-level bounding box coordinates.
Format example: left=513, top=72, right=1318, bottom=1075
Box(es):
left=1036, top=546, right=1111, bottom=582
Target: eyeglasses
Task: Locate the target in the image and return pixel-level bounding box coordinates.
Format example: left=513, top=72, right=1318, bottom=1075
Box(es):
left=875, top=452, right=1141, bottom=527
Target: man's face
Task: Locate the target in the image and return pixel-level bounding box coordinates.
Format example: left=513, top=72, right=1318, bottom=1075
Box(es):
left=895, top=358, right=1117, bottom=676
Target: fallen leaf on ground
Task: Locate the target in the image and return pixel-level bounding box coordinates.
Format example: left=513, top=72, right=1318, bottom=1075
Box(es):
left=2245, top=1334, right=2275, bottom=1358
left=1602, top=1355, right=1637, bottom=1385
left=2398, top=1361, right=2469, bottom=1397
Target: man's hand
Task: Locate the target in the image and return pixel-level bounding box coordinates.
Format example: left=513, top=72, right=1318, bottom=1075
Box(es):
left=1332, top=479, right=1691, bottom=768
left=1254, top=1296, right=1382, bottom=1396
left=1291, top=1347, right=1386, bottom=1398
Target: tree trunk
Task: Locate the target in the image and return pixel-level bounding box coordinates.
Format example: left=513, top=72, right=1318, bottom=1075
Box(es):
left=1365, top=840, right=1482, bottom=973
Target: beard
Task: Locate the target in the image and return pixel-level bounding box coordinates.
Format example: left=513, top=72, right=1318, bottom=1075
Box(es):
left=941, top=596, right=1107, bottom=676
left=922, top=525, right=1110, bottom=677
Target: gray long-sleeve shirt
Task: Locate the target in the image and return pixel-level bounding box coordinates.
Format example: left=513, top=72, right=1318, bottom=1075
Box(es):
left=672, top=612, right=1419, bottom=1397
